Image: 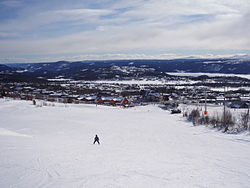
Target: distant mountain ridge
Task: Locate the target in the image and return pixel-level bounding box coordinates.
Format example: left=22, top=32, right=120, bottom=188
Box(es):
left=1, top=58, right=250, bottom=81
left=0, top=64, right=15, bottom=72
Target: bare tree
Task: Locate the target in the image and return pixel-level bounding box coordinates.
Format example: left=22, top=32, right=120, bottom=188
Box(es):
left=240, top=112, right=250, bottom=131
left=209, top=113, right=221, bottom=128
left=222, top=110, right=235, bottom=132
left=188, top=109, right=200, bottom=126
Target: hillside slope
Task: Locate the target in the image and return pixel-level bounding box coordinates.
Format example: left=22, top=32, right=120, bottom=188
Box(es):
left=0, top=99, right=250, bottom=188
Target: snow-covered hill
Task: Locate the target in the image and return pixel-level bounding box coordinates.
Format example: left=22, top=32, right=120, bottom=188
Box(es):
left=0, top=99, right=250, bottom=188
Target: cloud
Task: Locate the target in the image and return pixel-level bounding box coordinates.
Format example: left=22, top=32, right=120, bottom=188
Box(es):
left=0, top=0, right=22, bottom=7
left=53, top=8, right=112, bottom=16
left=0, top=0, right=250, bottom=61
left=0, top=32, right=17, bottom=37
left=40, top=8, right=113, bottom=24
left=2, top=53, right=249, bottom=64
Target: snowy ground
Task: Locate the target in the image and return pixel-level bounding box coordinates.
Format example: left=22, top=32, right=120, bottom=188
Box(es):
left=166, top=72, right=250, bottom=80
left=0, top=99, right=250, bottom=188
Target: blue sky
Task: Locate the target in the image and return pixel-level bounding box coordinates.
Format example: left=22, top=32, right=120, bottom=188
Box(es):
left=0, top=0, right=250, bottom=63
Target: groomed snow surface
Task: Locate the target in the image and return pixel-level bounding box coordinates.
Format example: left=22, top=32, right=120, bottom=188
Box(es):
left=0, top=99, right=250, bottom=188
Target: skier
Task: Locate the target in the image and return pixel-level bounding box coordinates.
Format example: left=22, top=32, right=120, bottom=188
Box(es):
left=93, top=135, right=100, bottom=145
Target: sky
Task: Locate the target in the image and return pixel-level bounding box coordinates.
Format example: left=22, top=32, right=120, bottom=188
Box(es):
left=0, top=0, right=250, bottom=63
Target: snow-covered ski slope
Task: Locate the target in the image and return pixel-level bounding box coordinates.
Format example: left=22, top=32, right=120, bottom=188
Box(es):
left=0, top=99, right=250, bottom=188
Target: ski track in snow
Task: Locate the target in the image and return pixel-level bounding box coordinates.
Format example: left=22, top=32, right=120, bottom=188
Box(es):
left=0, top=99, right=250, bottom=188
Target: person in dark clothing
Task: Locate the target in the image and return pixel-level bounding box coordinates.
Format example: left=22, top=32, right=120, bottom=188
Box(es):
left=93, top=135, right=100, bottom=144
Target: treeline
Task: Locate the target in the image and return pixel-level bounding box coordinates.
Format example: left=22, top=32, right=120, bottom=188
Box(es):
left=185, top=109, right=250, bottom=133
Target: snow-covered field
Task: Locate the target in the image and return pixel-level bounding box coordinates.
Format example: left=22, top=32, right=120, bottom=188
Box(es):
left=0, top=99, right=250, bottom=188
left=166, top=72, right=250, bottom=80
left=89, top=79, right=198, bottom=85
